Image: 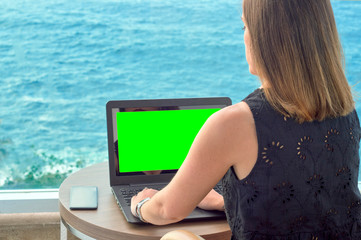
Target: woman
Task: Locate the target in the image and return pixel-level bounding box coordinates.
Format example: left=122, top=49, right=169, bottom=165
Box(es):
left=131, top=0, right=361, bottom=238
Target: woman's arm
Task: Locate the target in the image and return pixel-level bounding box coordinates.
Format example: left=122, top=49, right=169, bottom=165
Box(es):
left=197, top=189, right=224, bottom=211
left=131, top=102, right=256, bottom=225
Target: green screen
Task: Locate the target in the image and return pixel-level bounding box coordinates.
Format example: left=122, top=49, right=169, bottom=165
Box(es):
left=116, top=108, right=220, bottom=172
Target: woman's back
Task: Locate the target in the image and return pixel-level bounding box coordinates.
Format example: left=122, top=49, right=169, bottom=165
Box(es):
left=223, top=89, right=361, bottom=239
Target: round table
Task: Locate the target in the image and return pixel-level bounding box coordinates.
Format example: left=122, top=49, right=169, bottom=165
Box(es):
left=59, top=162, right=231, bottom=240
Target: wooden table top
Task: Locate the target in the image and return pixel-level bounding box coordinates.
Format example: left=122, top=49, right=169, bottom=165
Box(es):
left=59, top=162, right=231, bottom=240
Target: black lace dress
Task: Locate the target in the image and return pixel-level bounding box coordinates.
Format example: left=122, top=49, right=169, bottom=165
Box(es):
left=222, top=89, right=361, bottom=239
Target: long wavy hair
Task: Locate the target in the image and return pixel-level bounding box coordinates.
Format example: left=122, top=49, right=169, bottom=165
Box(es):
left=243, top=0, right=354, bottom=123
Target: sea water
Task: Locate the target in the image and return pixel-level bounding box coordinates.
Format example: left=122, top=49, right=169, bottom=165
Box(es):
left=0, top=0, right=360, bottom=189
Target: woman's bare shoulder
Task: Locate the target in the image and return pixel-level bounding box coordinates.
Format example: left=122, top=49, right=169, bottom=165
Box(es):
left=201, top=101, right=256, bottom=166
left=200, top=101, right=255, bottom=149
left=209, top=101, right=254, bottom=129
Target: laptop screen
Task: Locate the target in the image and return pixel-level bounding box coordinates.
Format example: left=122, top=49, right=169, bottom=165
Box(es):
left=107, top=99, right=231, bottom=177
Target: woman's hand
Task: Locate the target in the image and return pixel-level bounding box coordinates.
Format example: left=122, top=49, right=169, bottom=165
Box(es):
left=131, top=188, right=159, bottom=217
left=197, top=189, right=224, bottom=211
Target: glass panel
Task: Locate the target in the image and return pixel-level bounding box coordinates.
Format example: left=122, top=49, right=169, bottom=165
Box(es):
left=0, top=0, right=360, bottom=189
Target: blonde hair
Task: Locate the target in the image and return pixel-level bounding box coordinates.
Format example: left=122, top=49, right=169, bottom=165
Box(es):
left=243, top=0, right=354, bottom=123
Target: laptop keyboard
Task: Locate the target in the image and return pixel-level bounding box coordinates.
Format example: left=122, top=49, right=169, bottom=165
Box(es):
left=120, top=183, right=223, bottom=206
left=120, top=185, right=165, bottom=206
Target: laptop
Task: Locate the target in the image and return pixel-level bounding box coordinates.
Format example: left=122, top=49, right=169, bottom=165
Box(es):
left=106, top=97, right=232, bottom=223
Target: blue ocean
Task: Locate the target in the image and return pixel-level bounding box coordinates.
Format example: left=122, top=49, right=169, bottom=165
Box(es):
left=0, top=0, right=360, bottom=189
